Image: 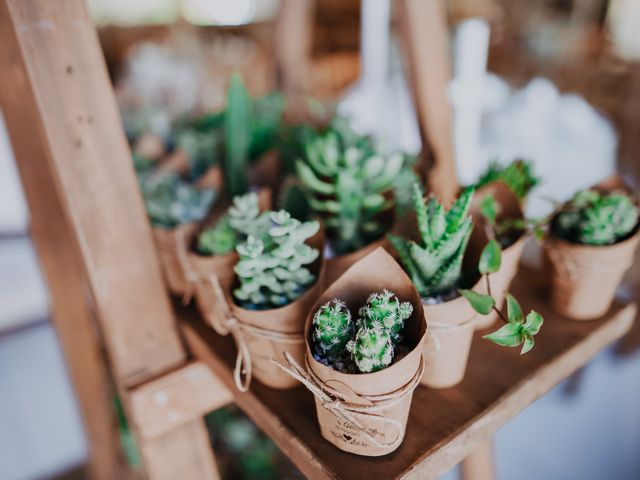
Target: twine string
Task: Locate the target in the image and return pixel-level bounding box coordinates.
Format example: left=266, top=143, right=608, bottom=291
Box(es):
left=274, top=352, right=424, bottom=450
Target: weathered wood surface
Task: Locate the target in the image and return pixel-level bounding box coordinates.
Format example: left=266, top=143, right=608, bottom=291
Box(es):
left=181, top=268, right=635, bottom=479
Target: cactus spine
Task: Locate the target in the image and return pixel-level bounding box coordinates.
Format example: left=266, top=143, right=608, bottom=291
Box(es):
left=357, top=289, right=413, bottom=343
left=312, top=299, right=353, bottom=357
left=346, top=327, right=394, bottom=373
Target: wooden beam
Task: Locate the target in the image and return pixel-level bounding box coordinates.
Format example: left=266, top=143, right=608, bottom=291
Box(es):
left=129, top=361, right=233, bottom=439
left=0, top=2, right=220, bottom=478
left=398, top=0, right=459, bottom=205
left=275, top=0, right=315, bottom=93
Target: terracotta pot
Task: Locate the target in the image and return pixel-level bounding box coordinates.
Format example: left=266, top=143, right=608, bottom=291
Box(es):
left=324, top=236, right=391, bottom=286
left=420, top=286, right=479, bottom=389
left=223, top=230, right=325, bottom=390
left=303, top=248, right=426, bottom=456
left=152, top=223, right=199, bottom=297
left=473, top=235, right=527, bottom=330
left=543, top=230, right=639, bottom=320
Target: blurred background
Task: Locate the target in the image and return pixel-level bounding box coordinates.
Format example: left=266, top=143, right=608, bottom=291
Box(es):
left=1, top=0, right=640, bottom=479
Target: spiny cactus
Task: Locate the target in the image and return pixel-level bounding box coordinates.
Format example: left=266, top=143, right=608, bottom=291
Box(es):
left=312, top=299, right=353, bottom=357
left=233, top=211, right=320, bottom=309
left=476, top=159, right=539, bottom=200
left=139, top=172, right=216, bottom=229
left=296, top=129, right=403, bottom=255
left=357, top=290, right=413, bottom=344
left=554, top=189, right=639, bottom=245
left=197, top=192, right=268, bottom=256
left=389, top=184, right=474, bottom=299
left=346, top=327, right=394, bottom=373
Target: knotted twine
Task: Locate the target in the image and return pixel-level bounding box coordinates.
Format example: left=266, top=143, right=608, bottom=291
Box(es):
left=201, top=275, right=305, bottom=392
left=274, top=351, right=425, bottom=450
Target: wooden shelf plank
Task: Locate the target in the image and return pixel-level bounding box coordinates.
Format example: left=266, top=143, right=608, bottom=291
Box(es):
left=179, top=269, right=635, bottom=480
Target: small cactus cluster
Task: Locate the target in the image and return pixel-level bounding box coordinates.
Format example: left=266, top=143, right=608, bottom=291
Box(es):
left=139, top=172, right=216, bottom=229
left=233, top=211, right=320, bottom=309
left=389, top=184, right=474, bottom=299
left=475, top=159, right=539, bottom=200
left=554, top=189, right=639, bottom=246
left=311, top=290, right=413, bottom=373
left=296, top=127, right=404, bottom=255
left=197, top=192, right=269, bottom=256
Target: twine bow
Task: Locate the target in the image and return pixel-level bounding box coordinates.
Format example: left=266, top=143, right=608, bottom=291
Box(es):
left=274, top=352, right=424, bottom=450
left=204, top=275, right=304, bottom=392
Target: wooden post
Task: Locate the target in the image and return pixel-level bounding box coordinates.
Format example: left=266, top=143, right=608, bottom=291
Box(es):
left=0, top=1, right=220, bottom=478
left=460, top=440, right=495, bottom=480
left=398, top=0, right=459, bottom=205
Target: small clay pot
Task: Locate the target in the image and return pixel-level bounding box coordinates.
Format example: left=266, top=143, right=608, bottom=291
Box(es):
left=304, top=248, right=426, bottom=456
left=420, top=284, right=480, bottom=389
left=543, top=230, right=639, bottom=320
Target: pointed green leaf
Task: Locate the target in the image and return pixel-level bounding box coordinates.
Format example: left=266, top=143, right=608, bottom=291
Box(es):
left=521, top=335, right=535, bottom=354
left=483, top=322, right=524, bottom=347
left=412, top=183, right=431, bottom=246
left=479, top=239, right=502, bottom=274
left=505, top=293, right=524, bottom=324
left=523, top=310, right=543, bottom=335
left=446, top=187, right=474, bottom=232
left=479, top=195, right=498, bottom=226
left=459, top=289, right=495, bottom=315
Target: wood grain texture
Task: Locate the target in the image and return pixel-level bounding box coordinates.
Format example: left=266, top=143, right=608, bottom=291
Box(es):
left=0, top=0, right=183, bottom=387
left=398, top=0, right=459, bottom=205
left=130, top=361, right=233, bottom=439
left=181, top=268, right=635, bottom=480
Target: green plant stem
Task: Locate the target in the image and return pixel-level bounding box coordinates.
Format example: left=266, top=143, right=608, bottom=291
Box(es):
left=485, top=273, right=509, bottom=324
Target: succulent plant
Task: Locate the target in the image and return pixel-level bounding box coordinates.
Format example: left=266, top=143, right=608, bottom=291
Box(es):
left=296, top=129, right=403, bottom=255
left=475, top=159, right=539, bottom=200
left=389, top=184, right=474, bottom=299
left=346, top=327, right=394, bottom=373
left=233, top=211, right=320, bottom=309
left=174, top=127, right=220, bottom=179
left=198, top=192, right=271, bottom=256
left=553, top=189, right=639, bottom=245
left=139, top=172, right=216, bottom=229
left=311, top=299, right=354, bottom=357
left=357, top=290, right=413, bottom=344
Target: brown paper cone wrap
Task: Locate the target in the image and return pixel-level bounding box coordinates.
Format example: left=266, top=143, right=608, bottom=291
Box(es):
left=543, top=175, right=640, bottom=320
left=469, top=182, right=526, bottom=330
left=282, top=248, right=426, bottom=456
left=152, top=223, right=199, bottom=298
left=324, top=236, right=392, bottom=287
left=216, top=230, right=325, bottom=391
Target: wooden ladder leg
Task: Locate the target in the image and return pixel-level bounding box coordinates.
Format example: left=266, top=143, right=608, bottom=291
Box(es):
left=0, top=1, right=221, bottom=478
left=460, top=439, right=495, bottom=480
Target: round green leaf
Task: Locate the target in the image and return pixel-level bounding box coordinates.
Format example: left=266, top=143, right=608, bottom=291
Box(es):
left=459, top=289, right=495, bottom=315
left=523, top=310, right=543, bottom=335
left=479, top=239, right=502, bottom=274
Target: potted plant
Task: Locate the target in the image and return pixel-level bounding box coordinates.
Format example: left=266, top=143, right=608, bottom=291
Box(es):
left=475, top=158, right=540, bottom=202
left=295, top=127, right=405, bottom=284
left=139, top=172, right=217, bottom=298
left=219, top=209, right=324, bottom=391
left=277, top=248, right=425, bottom=456
left=389, top=183, right=542, bottom=388
left=543, top=178, right=640, bottom=320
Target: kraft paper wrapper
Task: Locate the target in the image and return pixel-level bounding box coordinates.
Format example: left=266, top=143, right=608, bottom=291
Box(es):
left=153, top=223, right=199, bottom=296
left=544, top=175, right=640, bottom=320
left=470, top=182, right=526, bottom=330
left=225, top=229, right=326, bottom=389
left=304, top=248, right=427, bottom=456
left=190, top=188, right=271, bottom=330
left=324, top=236, right=392, bottom=287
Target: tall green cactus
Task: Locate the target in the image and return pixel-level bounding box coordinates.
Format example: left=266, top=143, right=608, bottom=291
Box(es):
left=224, top=74, right=251, bottom=198
left=296, top=130, right=404, bottom=255
left=389, top=184, right=474, bottom=298
left=346, top=327, right=394, bottom=373
left=233, top=211, right=320, bottom=309
left=311, top=299, right=353, bottom=357
left=357, top=290, right=413, bottom=344
left=554, top=189, right=639, bottom=245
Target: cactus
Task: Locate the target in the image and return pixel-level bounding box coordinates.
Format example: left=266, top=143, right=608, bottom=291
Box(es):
left=139, top=172, right=216, bottom=229
left=346, top=327, right=394, bottom=373
left=357, top=290, right=413, bottom=344
left=311, top=299, right=354, bottom=357
left=198, top=192, right=270, bottom=256
left=389, top=184, right=474, bottom=299
left=476, top=159, right=539, bottom=200
left=296, top=129, right=404, bottom=255
left=224, top=73, right=251, bottom=197
left=554, top=189, right=639, bottom=245
left=233, top=211, right=320, bottom=309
